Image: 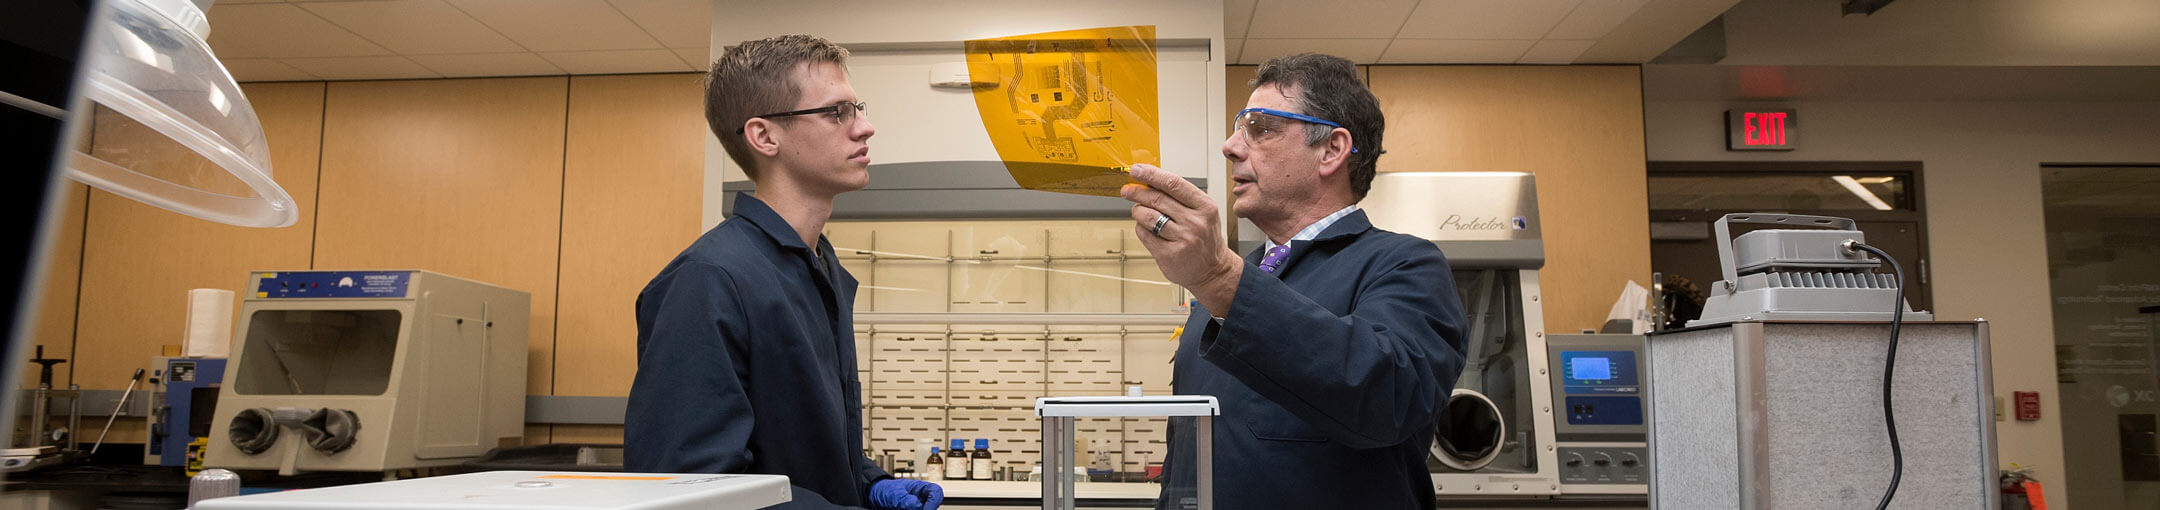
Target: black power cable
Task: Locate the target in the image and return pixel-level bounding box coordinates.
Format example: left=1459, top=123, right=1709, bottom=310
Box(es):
left=1847, top=240, right=1905, bottom=510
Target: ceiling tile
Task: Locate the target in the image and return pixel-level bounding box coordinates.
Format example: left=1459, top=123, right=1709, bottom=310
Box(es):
left=300, top=0, right=525, bottom=55
left=448, top=0, right=662, bottom=52
left=222, top=59, right=321, bottom=82
left=281, top=56, right=442, bottom=80
left=673, top=47, right=710, bottom=69
left=1238, top=39, right=1392, bottom=65
left=408, top=53, right=566, bottom=77
left=1379, top=39, right=1536, bottom=64
left=1225, top=39, right=1243, bottom=64
left=1246, top=0, right=1419, bottom=39
left=1225, top=0, right=1257, bottom=39
left=206, top=3, right=391, bottom=58
left=1517, top=39, right=1597, bottom=63
left=1546, top=0, right=1650, bottom=39
left=541, top=49, right=695, bottom=74
left=1395, top=0, right=1581, bottom=39
left=607, top=0, right=712, bottom=49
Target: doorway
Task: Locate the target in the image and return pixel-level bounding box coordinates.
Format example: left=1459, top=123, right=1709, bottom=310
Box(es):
left=2043, top=164, right=2160, bottom=510
left=1647, top=162, right=1933, bottom=328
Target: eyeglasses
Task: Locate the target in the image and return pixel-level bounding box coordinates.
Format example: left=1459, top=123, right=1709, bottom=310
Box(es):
left=736, top=101, right=868, bottom=134
left=1232, top=107, right=1356, bottom=153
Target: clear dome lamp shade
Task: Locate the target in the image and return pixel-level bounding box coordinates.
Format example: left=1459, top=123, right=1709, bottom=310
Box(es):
left=63, top=0, right=298, bottom=228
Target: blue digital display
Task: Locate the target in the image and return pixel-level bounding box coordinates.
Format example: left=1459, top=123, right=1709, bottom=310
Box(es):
left=1560, top=350, right=1639, bottom=395
left=1559, top=349, right=1643, bottom=426
left=1571, top=357, right=1612, bottom=380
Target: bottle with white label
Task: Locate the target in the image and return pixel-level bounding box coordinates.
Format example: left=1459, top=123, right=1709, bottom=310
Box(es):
left=945, top=439, right=970, bottom=480
left=923, top=447, right=943, bottom=481
left=970, top=439, right=994, bottom=480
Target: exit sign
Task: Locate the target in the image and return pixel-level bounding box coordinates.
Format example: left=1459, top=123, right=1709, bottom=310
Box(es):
left=1727, top=109, right=1796, bottom=151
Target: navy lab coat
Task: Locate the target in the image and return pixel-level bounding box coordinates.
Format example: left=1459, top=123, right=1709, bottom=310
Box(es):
left=626, top=193, right=886, bottom=509
left=1156, top=210, right=1467, bottom=510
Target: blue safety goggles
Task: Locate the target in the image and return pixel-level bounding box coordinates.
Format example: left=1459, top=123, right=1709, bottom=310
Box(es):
left=1233, top=107, right=1358, bottom=153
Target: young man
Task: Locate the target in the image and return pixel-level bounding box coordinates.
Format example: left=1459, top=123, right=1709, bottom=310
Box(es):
left=1119, top=53, right=1469, bottom=509
left=625, top=35, right=941, bottom=510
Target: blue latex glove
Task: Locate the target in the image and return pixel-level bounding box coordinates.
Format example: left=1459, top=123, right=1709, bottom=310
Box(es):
left=867, top=478, right=943, bottom=510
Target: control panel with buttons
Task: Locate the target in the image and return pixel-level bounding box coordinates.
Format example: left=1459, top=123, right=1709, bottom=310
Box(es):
left=1558, top=446, right=1647, bottom=485
left=253, top=271, right=414, bottom=299
left=1547, top=334, right=1649, bottom=495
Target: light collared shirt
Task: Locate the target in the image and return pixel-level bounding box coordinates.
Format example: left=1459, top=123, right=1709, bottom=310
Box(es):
left=1212, top=205, right=1360, bottom=323
left=1260, top=204, right=1362, bottom=270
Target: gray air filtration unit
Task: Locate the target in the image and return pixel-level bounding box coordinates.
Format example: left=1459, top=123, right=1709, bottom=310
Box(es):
left=1693, top=213, right=1931, bottom=326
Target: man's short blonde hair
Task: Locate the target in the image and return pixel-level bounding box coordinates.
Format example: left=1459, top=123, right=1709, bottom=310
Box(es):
left=704, top=34, right=850, bottom=180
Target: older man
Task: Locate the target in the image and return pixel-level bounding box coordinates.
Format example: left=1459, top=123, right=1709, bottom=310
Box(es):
left=1120, top=53, right=1468, bottom=510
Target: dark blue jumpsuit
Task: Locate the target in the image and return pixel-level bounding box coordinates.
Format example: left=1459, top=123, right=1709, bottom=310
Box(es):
left=1157, top=211, right=1468, bottom=510
left=626, top=193, right=885, bottom=509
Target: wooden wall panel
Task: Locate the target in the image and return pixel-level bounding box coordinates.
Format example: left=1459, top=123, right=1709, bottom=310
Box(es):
left=312, top=77, right=568, bottom=406
left=1369, top=66, right=1649, bottom=332
left=22, top=183, right=87, bottom=390
left=555, top=74, right=705, bottom=397
left=72, top=82, right=326, bottom=392
left=1228, top=65, right=1255, bottom=124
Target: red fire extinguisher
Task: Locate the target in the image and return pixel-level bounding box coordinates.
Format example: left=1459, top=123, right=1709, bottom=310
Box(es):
left=2000, top=464, right=2047, bottom=510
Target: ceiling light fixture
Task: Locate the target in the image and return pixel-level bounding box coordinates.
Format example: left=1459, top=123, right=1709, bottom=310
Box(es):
left=1833, top=176, right=1894, bottom=210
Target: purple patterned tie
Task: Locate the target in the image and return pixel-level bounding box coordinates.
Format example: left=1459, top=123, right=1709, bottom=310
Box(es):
left=1257, top=245, right=1291, bottom=274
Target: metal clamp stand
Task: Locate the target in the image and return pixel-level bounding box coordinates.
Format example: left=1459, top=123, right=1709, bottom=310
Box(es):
left=6, top=347, right=82, bottom=472
left=22, top=346, right=80, bottom=450
left=1036, top=395, right=1219, bottom=510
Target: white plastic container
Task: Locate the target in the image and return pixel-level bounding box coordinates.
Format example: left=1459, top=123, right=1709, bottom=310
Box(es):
left=191, top=471, right=792, bottom=510
left=65, top=0, right=298, bottom=228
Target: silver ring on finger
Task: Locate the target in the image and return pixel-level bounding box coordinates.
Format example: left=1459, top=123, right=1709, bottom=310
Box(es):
left=1150, top=214, right=1172, bottom=237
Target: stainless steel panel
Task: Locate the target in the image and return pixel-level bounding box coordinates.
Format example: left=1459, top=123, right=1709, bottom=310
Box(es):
left=1361, top=172, right=1542, bottom=243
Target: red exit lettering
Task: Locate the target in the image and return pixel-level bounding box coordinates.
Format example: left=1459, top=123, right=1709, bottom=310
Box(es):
left=1744, top=112, right=1788, bottom=146
left=1726, top=109, right=1796, bottom=151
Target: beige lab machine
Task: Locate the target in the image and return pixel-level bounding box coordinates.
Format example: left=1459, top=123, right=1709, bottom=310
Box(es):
left=206, top=270, right=529, bottom=475
left=1361, top=172, right=1601, bottom=500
